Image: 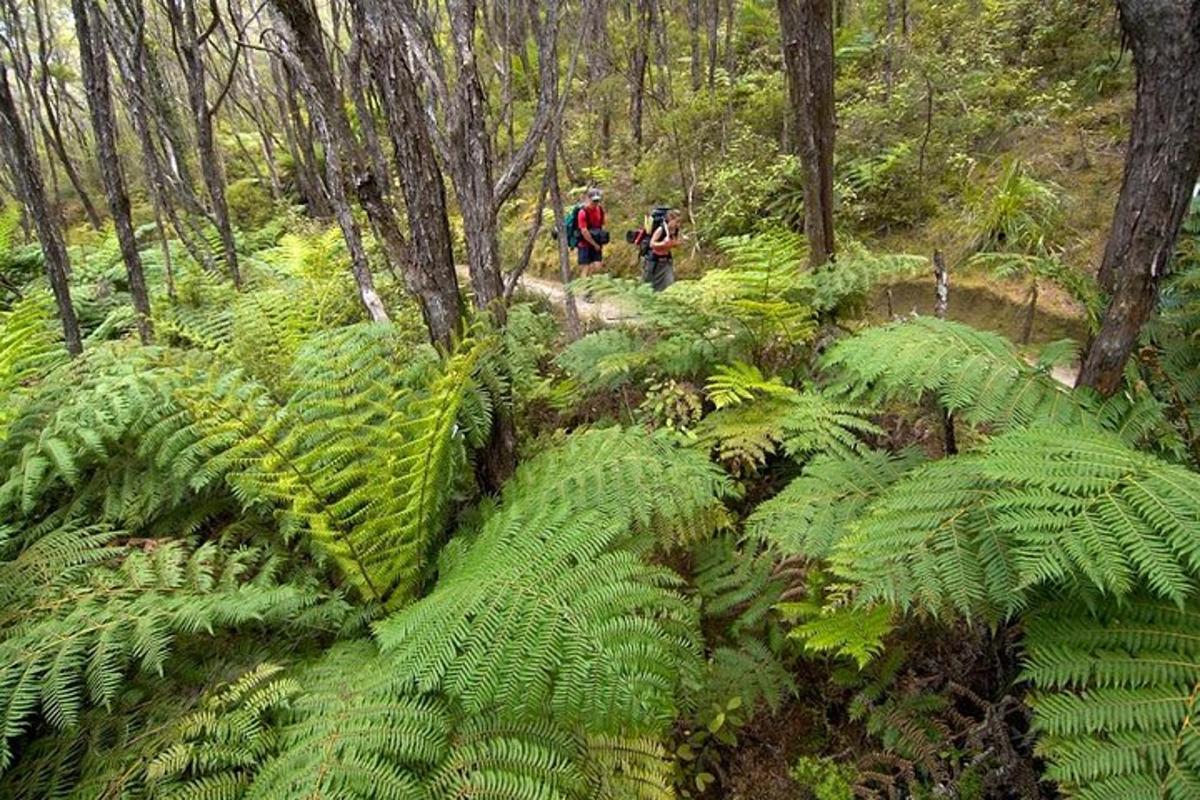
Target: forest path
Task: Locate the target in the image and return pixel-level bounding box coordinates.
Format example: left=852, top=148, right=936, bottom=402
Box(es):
left=467, top=269, right=1079, bottom=387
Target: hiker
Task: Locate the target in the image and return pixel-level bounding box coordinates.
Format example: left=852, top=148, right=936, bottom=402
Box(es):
left=645, top=208, right=682, bottom=291
left=575, top=189, right=607, bottom=277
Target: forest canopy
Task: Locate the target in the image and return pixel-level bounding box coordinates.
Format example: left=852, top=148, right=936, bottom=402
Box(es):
left=2, top=1, right=1200, bottom=798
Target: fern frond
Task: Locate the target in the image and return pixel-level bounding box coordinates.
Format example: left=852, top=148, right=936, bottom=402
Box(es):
left=1023, top=595, right=1200, bottom=800
left=833, top=426, right=1200, bottom=619
left=746, top=448, right=926, bottom=559
left=375, top=428, right=728, bottom=730
left=822, top=316, right=1086, bottom=432
left=0, top=533, right=335, bottom=773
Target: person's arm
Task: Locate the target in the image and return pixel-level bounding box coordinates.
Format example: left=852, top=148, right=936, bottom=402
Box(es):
left=650, top=225, right=669, bottom=248
left=578, top=208, right=598, bottom=248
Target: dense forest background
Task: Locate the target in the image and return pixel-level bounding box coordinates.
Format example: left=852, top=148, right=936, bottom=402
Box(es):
left=2, top=1, right=1200, bottom=798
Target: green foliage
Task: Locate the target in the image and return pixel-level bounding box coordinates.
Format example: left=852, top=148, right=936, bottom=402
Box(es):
left=375, top=428, right=731, bottom=729
left=832, top=426, right=1200, bottom=620
left=185, top=327, right=485, bottom=606
left=0, top=296, right=67, bottom=435
left=0, top=528, right=340, bottom=773
left=1023, top=596, right=1200, bottom=800
left=963, top=159, right=1062, bottom=254
left=747, top=447, right=926, bottom=559
left=791, top=756, right=856, bottom=800
left=696, top=363, right=879, bottom=472
left=226, top=178, right=276, bottom=232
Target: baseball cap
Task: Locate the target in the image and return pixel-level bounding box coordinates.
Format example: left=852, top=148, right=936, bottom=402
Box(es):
left=589, top=189, right=603, bottom=201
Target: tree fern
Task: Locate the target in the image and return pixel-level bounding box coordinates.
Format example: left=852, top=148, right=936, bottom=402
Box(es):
left=696, top=363, right=879, bottom=471
left=185, top=327, right=486, bottom=606
left=1023, top=595, right=1200, bottom=800
left=375, top=428, right=730, bottom=730
left=0, top=295, right=68, bottom=436
left=746, top=447, right=926, bottom=559
left=832, top=426, right=1200, bottom=619
left=822, top=316, right=1086, bottom=431
left=0, top=530, right=339, bottom=773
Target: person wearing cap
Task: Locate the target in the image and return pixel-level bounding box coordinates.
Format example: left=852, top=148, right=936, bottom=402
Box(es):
left=576, top=189, right=606, bottom=277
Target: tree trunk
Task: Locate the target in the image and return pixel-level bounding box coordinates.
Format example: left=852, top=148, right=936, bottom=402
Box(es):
left=883, top=0, right=897, bottom=100
left=630, top=0, right=651, bottom=153
left=268, top=0, right=394, bottom=323
left=72, top=0, right=153, bottom=343
left=706, top=0, right=720, bottom=89
left=0, top=65, right=82, bottom=355
left=933, top=249, right=956, bottom=455
left=688, top=0, right=703, bottom=92
left=778, top=0, right=836, bottom=269
left=1077, top=0, right=1200, bottom=397
left=358, top=0, right=463, bottom=349
left=168, top=0, right=242, bottom=287
left=1021, top=280, right=1037, bottom=345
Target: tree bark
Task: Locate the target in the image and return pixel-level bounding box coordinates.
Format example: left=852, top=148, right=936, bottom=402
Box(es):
left=357, top=0, right=463, bottom=348
left=932, top=249, right=956, bottom=455
left=268, top=0, right=393, bottom=323
left=688, top=0, right=703, bottom=92
left=778, top=0, right=836, bottom=269
left=72, top=0, right=153, bottom=343
left=706, top=0, right=720, bottom=89
left=0, top=65, right=82, bottom=355
left=167, top=0, right=242, bottom=287
left=630, top=0, right=651, bottom=153
left=1077, top=0, right=1200, bottom=396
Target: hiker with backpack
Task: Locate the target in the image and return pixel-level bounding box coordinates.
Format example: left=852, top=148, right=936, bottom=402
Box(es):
left=644, top=208, right=682, bottom=291
left=571, top=189, right=608, bottom=277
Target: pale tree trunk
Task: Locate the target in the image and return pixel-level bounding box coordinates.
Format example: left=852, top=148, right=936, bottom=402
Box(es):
left=358, top=0, right=463, bottom=348
left=72, top=0, right=153, bottom=343
left=0, top=65, right=82, bottom=355
left=1077, top=0, right=1200, bottom=396
left=933, top=249, right=956, bottom=455
left=778, top=0, right=836, bottom=268
left=167, top=0, right=242, bottom=287
left=267, top=0, right=392, bottom=323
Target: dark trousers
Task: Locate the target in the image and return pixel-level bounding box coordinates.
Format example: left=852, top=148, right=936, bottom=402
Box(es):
left=643, top=255, right=675, bottom=292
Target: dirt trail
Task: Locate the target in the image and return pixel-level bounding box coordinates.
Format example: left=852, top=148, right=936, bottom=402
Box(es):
left=473, top=268, right=1079, bottom=388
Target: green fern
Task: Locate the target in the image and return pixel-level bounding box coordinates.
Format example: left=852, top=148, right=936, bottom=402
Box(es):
left=1023, top=595, right=1200, bottom=800
left=832, top=426, right=1200, bottom=620
left=746, top=448, right=926, bottom=559
left=0, top=295, right=68, bottom=436
left=0, top=529, right=339, bottom=773
left=375, top=428, right=731, bottom=730
left=696, top=363, right=879, bottom=471
left=184, top=326, right=485, bottom=605
left=822, top=316, right=1086, bottom=431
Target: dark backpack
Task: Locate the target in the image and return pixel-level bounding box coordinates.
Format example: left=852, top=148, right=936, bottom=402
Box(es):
left=625, top=206, right=670, bottom=257
left=562, top=203, right=584, bottom=249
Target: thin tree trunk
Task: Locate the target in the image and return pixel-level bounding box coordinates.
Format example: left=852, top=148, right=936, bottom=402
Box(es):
left=688, top=0, right=703, bottom=92
left=1021, top=280, right=1037, bottom=345
left=72, top=0, right=153, bottom=343
left=706, top=0, right=720, bottom=89
left=883, top=0, right=897, bottom=101
left=1077, top=0, right=1200, bottom=396
left=358, top=0, right=463, bottom=348
left=933, top=249, right=956, bottom=455
left=778, top=0, right=836, bottom=268
left=168, top=0, right=242, bottom=287
left=0, top=65, right=82, bottom=355
left=630, top=0, right=651, bottom=153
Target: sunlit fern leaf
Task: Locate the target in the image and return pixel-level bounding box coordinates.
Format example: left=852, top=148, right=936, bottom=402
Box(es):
left=789, top=605, right=894, bottom=669
left=243, top=642, right=449, bottom=800
left=0, top=532, right=336, bottom=774
left=696, top=365, right=879, bottom=470
left=554, top=328, right=647, bottom=390
left=186, top=326, right=483, bottom=606
left=1023, top=595, right=1200, bottom=800
left=0, top=295, right=68, bottom=437
left=833, top=426, right=1200, bottom=620
left=746, top=448, right=926, bottom=559
left=822, top=316, right=1094, bottom=432
left=375, top=428, right=730, bottom=731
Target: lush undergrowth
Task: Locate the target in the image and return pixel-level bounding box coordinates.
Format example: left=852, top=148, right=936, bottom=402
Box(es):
left=2, top=202, right=1200, bottom=798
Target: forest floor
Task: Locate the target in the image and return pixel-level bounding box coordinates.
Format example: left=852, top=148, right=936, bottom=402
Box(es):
left=500, top=269, right=1080, bottom=387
